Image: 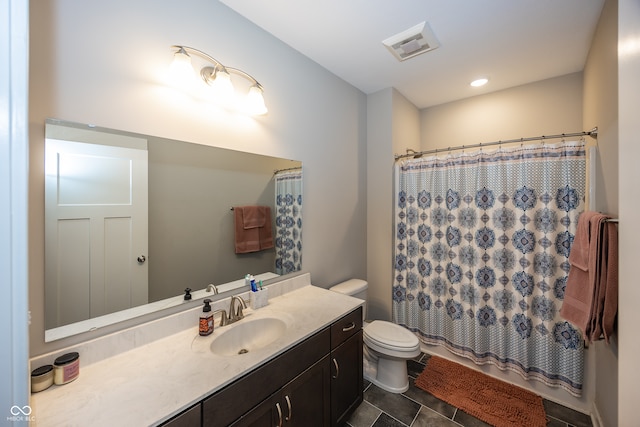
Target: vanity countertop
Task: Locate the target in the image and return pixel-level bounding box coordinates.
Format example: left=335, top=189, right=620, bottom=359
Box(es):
left=30, top=284, right=363, bottom=426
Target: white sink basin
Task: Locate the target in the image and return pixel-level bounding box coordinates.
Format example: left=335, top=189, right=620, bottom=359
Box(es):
left=210, top=317, right=287, bottom=357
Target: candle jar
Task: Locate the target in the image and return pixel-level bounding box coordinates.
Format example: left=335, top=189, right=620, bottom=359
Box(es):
left=31, top=365, right=54, bottom=393
left=53, top=352, right=80, bottom=385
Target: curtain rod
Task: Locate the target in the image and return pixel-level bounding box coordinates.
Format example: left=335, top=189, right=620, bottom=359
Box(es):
left=273, top=166, right=302, bottom=174
left=394, top=127, right=598, bottom=160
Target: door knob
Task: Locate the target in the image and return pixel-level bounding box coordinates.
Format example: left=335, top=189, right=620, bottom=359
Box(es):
left=137, top=255, right=146, bottom=263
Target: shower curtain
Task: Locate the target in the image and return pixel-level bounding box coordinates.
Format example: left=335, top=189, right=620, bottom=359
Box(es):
left=274, top=169, right=303, bottom=275
left=393, top=141, right=586, bottom=396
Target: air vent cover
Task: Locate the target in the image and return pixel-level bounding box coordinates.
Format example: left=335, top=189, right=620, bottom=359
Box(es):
left=383, top=21, right=440, bottom=62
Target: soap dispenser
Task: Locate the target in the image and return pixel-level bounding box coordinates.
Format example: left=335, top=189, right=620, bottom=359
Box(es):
left=199, top=299, right=214, bottom=336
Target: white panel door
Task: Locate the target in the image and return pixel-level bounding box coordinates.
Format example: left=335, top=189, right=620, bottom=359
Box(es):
left=45, top=138, right=148, bottom=329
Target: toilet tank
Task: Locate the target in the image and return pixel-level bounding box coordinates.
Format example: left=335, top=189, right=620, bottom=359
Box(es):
left=329, top=279, right=368, bottom=319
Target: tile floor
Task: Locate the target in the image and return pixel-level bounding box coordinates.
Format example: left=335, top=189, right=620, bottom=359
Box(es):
left=345, top=353, right=593, bottom=427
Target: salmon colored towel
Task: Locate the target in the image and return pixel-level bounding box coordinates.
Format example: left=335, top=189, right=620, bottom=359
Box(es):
left=560, top=211, right=618, bottom=343
left=234, top=206, right=274, bottom=254
left=590, top=220, right=618, bottom=343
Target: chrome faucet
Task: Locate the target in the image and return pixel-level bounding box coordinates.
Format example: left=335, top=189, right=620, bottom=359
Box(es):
left=213, top=309, right=228, bottom=327
left=206, top=283, right=219, bottom=294
left=228, top=295, right=248, bottom=324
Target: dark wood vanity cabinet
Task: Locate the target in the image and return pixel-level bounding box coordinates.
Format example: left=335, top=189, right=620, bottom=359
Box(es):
left=162, top=306, right=363, bottom=427
left=232, top=356, right=331, bottom=427
left=233, top=307, right=363, bottom=427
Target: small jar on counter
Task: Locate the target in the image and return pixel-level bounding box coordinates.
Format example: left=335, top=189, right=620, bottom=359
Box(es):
left=31, top=365, right=54, bottom=393
left=53, top=352, right=80, bottom=385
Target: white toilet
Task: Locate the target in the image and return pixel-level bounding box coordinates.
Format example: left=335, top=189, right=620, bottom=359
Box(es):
left=330, top=279, right=421, bottom=393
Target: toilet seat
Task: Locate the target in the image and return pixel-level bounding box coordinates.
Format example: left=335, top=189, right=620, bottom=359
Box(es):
left=364, top=320, right=420, bottom=354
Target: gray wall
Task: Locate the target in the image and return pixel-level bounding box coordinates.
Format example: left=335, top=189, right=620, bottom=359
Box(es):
left=366, top=88, right=420, bottom=322
left=420, top=72, right=584, bottom=149
left=29, top=0, right=367, bottom=356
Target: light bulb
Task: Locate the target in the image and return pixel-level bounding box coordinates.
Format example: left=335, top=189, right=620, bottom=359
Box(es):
left=470, top=78, right=489, bottom=87
left=169, top=48, right=195, bottom=88
left=208, top=69, right=235, bottom=103
left=245, top=85, right=268, bottom=115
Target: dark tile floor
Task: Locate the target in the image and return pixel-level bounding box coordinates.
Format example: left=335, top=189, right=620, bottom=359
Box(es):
left=345, top=353, right=593, bottom=427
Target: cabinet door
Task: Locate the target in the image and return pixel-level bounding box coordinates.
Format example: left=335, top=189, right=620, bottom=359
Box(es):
left=230, top=397, right=275, bottom=427
left=331, top=330, right=363, bottom=426
left=280, top=355, right=330, bottom=427
left=232, top=356, right=331, bottom=427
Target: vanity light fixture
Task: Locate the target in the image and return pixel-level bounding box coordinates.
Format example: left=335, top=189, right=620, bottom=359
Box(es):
left=470, top=77, right=489, bottom=87
left=169, top=45, right=268, bottom=115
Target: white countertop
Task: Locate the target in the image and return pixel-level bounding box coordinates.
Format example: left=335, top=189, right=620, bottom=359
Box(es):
left=30, top=285, right=362, bottom=426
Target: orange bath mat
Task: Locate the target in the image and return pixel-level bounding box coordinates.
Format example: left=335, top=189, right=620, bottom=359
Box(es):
left=414, top=356, right=547, bottom=427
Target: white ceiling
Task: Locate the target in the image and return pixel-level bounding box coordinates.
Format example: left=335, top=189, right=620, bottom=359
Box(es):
left=220, top=0, right=606, bottom=109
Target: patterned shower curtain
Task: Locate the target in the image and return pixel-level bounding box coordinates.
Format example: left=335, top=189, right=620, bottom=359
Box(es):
left=393, top=141, right=586, bottom=396
left=274, top=169, right=303, bottom=275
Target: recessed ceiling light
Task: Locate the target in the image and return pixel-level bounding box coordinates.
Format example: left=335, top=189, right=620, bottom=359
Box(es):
left=470, top=78, right=489, bottom=87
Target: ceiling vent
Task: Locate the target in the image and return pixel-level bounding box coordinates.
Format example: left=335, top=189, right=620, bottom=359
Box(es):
left=382, top=21, right=440, bottom=62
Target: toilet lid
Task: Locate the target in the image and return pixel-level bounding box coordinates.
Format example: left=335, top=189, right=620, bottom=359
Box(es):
left=329, top=279, right=368, bottom=295
left=364, top=320, right=419, bottom=351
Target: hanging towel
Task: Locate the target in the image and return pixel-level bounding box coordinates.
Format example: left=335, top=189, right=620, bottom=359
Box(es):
left=242, top=205, right=266, bottom=229
left=560, top=211, right=601, bottom=335
left=560, top=211, right=618, bottom=343
left=234, top=206, right=274, bottom=254
left=590, top=221, right=618, bottom=343
left=254, top=206, right=274, bottom=250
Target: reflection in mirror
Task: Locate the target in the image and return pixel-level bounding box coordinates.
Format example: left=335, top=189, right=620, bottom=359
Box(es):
left=44, top=119, right=302, bottom=341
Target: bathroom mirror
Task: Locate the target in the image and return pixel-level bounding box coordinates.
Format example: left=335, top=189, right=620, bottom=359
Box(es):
left=44, top=118, right=303, bottom=341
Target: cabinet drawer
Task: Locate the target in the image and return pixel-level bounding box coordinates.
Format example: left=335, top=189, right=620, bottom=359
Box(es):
left=330, top=307, right=362, bottom=349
